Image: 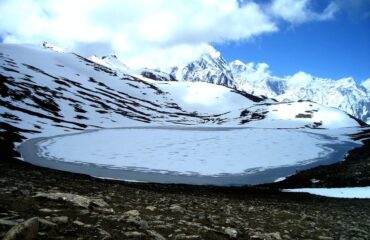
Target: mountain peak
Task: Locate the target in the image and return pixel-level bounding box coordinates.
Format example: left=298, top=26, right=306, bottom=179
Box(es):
left=230, top=60, right=245, bottom=66
left=203, top=45, right=221, bottom=59
left=167, top=45, right=234, bottom=87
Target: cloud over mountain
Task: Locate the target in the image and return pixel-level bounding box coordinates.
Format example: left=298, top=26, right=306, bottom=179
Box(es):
left=0, top=0, right=339, bottom=68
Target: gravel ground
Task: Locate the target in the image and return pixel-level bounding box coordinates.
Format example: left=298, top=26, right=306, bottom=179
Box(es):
left=0, top=124, right=369, bottom=239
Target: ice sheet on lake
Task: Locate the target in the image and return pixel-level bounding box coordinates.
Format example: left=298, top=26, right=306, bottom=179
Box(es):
left=37, top=127, right=344, bottom=176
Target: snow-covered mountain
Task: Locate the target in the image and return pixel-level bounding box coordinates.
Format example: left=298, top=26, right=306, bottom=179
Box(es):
left=230, top=61, right=370, bottom=124
left=162, top=47, right=370, bottom=123
left=169, top=46, right=235, bottom=87
left=0, top=43, right=364, bottom=145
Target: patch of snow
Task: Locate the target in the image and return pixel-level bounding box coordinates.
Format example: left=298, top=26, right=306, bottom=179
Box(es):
left=310, top=179, right=320, bottom=183
left=285, top=187, right=370, bottom=199
left=274, top=177, right=286, bottom=182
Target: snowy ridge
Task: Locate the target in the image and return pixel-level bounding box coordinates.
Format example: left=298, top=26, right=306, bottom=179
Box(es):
left=0, top=43, right=363, bottom=142
left=89, top=55, right=129, bottom=73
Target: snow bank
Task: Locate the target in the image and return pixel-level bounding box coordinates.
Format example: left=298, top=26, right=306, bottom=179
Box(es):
left=285, top=187, right=370, bottom=199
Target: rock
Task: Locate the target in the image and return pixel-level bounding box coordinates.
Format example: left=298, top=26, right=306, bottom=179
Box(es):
left=348, top=227, right=369, bottom=236
left=224, top=227, right=238, bottom=238
left=124, top=210, right=140, bottom=217
left=175, top=234, right=200, bottom=239
left=250, top=236, right=263, bottom=240
left=39, top=208, right=60, bottom=213
left=124, top=231, right=146, bottom=238
left=73, top=220, right=85, bottom=226
left=51, top=216, right=68, bottom=224
left=267, top=232, right=282, bottom=240
left=90, top=198, right=110, bottom=208
left=169, top=204, right=184, bottom=213
left=38, top=218, right=57, bottom=231
left=318, top=236, right=333, bottom=240
left=34, top=192, right=109, bottom=209
left=3, top=217, right=39, bottom=240
left=79, top=209, right=90, bottom=215
left=146, top=206, right=156, bottom=211
left=73, top=220, right=91, bottom=228
left=99, top=228, right=111, bottom=240
left=37, top=231, right=47, bottom=237
left=126, top=216, right=149, bottom=230
left=147, top=229, right=167, bottom=240
left=138, top=220, right=149, bottom=230
left=0, top=218, right=18, bottom=228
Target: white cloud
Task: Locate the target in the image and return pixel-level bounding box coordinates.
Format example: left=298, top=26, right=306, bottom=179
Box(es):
left=0, top=0, right=338, bottom=68
left=244, top=62, right=272, bottom=82
left=269, top=0, right=338, bottom=23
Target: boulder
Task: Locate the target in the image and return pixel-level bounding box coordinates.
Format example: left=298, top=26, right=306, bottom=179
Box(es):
left=50, top=216, right=69, bottom=224
left=34, top=192, right=109, bottom=209
left=224, top=227, right=238, bottom=238
left=169, top=204, right=184, bottom=213
left=38, top=218, right=57, bottom=231
left=3, top=217, right=39, bottom=240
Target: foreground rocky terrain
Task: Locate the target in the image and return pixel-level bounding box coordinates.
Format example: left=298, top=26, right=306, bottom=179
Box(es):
left=1, top=156, right=370, bottom=240
left=1, top=123, right=370, bottom=240
left=0, top=124, right=369, bottom=240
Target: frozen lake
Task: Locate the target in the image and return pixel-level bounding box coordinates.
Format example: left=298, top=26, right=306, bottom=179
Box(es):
left=18, top=127, right=360, bottom=185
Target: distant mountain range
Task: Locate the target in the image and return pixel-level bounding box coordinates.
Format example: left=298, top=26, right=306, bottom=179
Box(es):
left=78, top=44, right=370, bottom=124
left=149, top=48, right=369, bottom=124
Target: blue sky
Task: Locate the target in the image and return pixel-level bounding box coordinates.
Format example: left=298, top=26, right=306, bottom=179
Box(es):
left=0, top=0, right=369, bottom=82
left=215, top=3, right=370, bottom=82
